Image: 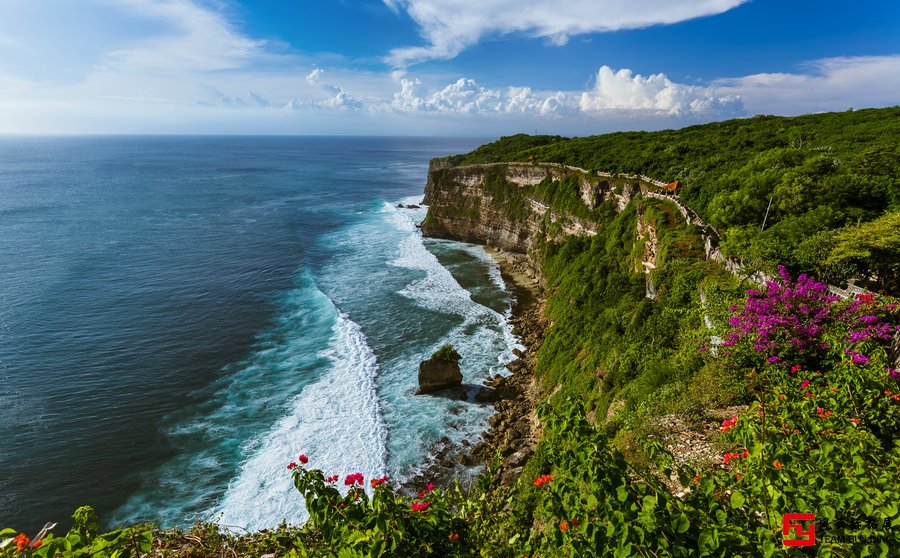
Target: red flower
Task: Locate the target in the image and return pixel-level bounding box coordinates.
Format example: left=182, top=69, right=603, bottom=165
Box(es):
left=287, top=462, right=297, bottom=470
left=410, top=502, right=431, bottom=512
left=720, top=416, right=738, bottom=432
left=723, top=450, right=749, bottom=465
left=298, top=454, right=309, bottom=464
left=533, top=474, right=553, bottom=487
left=790, top=365, right=801, bottom=374
left=850, top=418, right=860, bottom=425
left=13, top=534, right=31, bottom=551
left=448, top=533, right=459, bottom=542
left=344, top=472, right=364, bottom=486
left=559, top=520, right=569, bottom=531
left=426, top=482, right=435, bottom=492
left=774, top=460, right=784, bottom=469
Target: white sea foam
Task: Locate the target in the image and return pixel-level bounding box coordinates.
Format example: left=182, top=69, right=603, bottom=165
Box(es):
left=209, top=299, right=387, bottom=530
left=384, top=202, right=522, bottom=379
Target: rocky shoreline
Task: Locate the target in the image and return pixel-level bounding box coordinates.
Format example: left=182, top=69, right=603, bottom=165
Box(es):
left=400, top=247, right=546, bottom=493
left=471, top=248, right=546, bottom=485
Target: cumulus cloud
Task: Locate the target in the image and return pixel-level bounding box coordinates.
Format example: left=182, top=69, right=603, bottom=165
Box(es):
left=711, top=54, right=900, bottom=115
left=390, top=67, right=740, bottom=117
left=385, top=0, right=747, bottom=65
left=297, top=69, right=365, bottom=110
left=581, top=66, right=741, bottom=115
left=391, top=77, right=580, bottom=116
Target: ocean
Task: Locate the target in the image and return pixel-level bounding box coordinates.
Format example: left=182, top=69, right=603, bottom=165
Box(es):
left=0, top=136, right=520, bottom=532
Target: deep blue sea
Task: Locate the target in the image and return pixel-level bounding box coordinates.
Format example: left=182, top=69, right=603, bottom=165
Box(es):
left=0, top=136, right=520, bottom=532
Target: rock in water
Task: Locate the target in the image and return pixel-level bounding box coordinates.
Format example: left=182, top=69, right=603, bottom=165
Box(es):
left=416, top=358, right=463, bottom=394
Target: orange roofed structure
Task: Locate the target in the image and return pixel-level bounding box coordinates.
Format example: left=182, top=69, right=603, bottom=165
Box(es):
left=662, top=180, right=683, bottom=192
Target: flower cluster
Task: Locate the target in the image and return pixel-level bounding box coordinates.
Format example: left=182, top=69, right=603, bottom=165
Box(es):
left=722, top=450, right=749, bottom=465
left=715, top=267, right=899, bottom=381
left=416, top=483, right=435, bottom=499
left=816, top=407, right=833, bottom=418
left=325, top=474, right=339, bottom=483
left=533, top=474, right=553, bottom=488
left=370, top=475, right=388, bottom=489
left=722, top=267, right=836, bottom=356
left=12, top=533, right=39, bottom=551
left=559, top=519, right=581, bottom=531
left=344, top=473, right=365, bottom=486
left=720, top=416, right=738, bottom=432
left=410, top=502, right=431, bottom=512
left=287, top=454, right=309, bottom=470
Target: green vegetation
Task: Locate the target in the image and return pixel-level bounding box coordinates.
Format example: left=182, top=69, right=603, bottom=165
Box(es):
left=431, top=344, right=462, bottom=363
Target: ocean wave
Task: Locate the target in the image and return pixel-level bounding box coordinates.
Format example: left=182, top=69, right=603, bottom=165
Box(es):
left=209, top=297, right=388, bottom=530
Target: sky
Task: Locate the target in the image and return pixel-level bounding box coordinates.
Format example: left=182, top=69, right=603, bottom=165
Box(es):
left=0, top=0, right=898, bottom=135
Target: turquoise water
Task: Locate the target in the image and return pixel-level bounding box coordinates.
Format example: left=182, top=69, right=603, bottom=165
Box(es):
left=0, top=137, right=519, bottom=531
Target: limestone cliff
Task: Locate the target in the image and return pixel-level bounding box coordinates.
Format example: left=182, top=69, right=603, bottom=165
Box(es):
left=421, top=161, right=641, bottom=281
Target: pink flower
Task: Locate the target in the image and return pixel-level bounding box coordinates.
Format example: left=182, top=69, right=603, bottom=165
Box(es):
left=800, top=379, right=810, bottom=389
left=426, top=483, right=435, bottom=492
left=410, top=502, right=431, bottom=512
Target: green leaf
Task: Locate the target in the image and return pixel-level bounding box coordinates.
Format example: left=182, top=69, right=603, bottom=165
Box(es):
left=731, top=491, right=745, bottom=509
left=671, top=512, right=690, bottom=534
left=698, top=528, right=720, bottom=554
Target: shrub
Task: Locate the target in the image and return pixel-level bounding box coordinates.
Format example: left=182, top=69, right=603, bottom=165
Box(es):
left=431, top=344, right=462, bottom=363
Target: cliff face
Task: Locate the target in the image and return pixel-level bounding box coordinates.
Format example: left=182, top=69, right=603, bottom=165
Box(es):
left=421, top=161, right=639, bottom=270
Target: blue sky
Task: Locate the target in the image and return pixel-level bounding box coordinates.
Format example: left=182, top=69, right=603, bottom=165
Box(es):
left=0, top=0, right=898, bottom=135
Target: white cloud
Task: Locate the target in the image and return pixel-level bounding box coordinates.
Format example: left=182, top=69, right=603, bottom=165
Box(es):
left=712, top=54, right=900, bottom=115
left=102, top=0, right=267, bottom=72
left=581, top=66, right=740, bottom=115
left=390, top=68, right=740, bottom=117
left=385, top=0, right=747, bottom=65
left=391, top=77, right=582, bottom=116
left=302, top=69, right=365, bottom=110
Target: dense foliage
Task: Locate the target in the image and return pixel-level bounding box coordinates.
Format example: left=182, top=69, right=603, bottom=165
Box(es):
left=442, top=108, right=900, bottom=292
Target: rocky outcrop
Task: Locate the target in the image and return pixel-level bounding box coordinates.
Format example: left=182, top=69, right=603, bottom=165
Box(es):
left=421, top=162, right=645, bottom=285
left=416, top=358, right=463, bottom=394
left=636, top=205, right=659, bottom=274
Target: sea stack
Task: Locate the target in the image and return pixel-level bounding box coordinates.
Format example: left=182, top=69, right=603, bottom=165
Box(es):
left=416, top=344, right=463, bottom=395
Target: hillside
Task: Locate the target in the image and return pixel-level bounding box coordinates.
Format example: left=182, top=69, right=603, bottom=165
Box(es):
left=440, top=107, right=900, bottom=294
left=4, top=109, right=899, bottom=557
